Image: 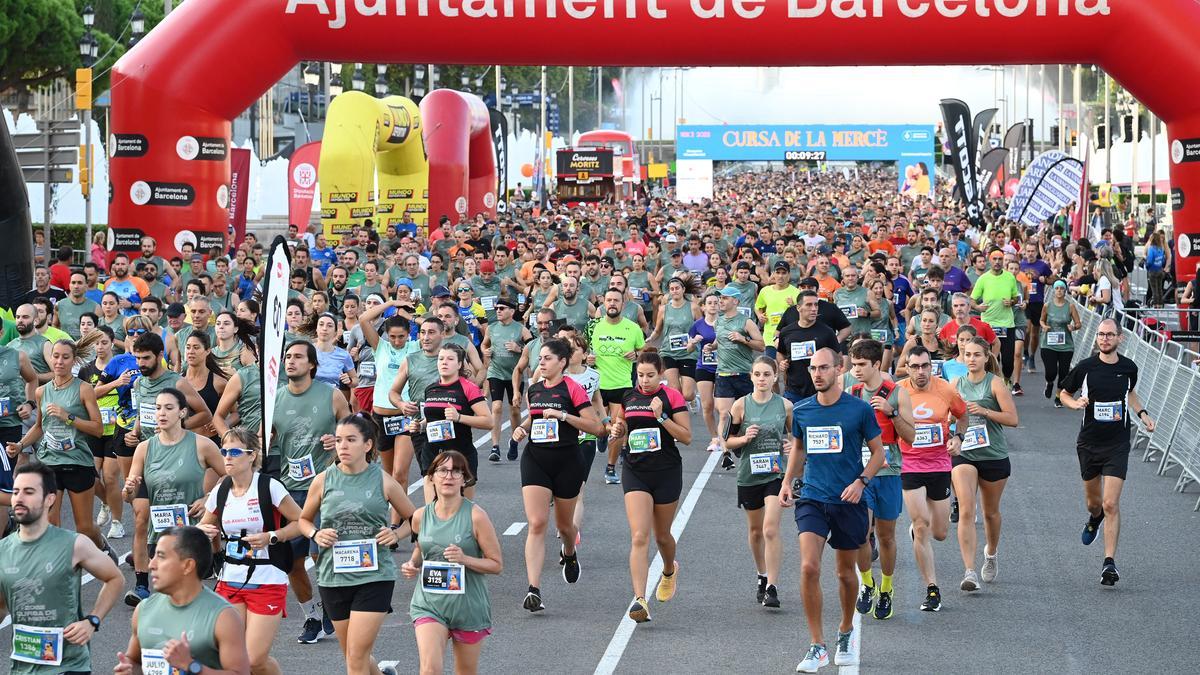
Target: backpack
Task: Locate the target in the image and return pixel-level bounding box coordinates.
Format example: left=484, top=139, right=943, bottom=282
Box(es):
left=852, top=380, right=899, bottom=443
left=213, top=473, right=294, bottom=584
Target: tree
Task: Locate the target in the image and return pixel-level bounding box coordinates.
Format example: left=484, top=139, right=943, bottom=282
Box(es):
left=0, top=0, right=82, bottom=94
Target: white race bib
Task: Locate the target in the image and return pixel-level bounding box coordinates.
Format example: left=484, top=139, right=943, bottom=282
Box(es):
left=43, top=434, right=75, bottom=454
left=870, top=329, right=889, bottom=343
left=150, top=504, right=189, bottom=532
left=1093, top=401, right=1123, bottom=422
left=700, top=349, right=718, bottom=366
left=427, top=419, right=456, bottom=442
left=790, top=340, right=816, bottom=361
left=0, top=397, right=9, bottom=417
left=913, top=423, right=944, bottom=448
left=421, top=560, right=466, bottom=594
left=100, top=407, right=117, bottom=424
left=10, top=624, right=63, bottom=666
left=961, top=425, right=990, bottom=451
left=993, top=326, right=1008, bottom=338
left=749, top=451, right=783, bottom=475
left=667, top=334, right=688, bottom=351
left=287, top=454, right=317, bottom=482
left=139, top=648, right=181, bottom=675
left=805, top=426, right=843, bottom=454
left=479, top=295, right=497, bottom=312
left=736, top=306, right=753, bottom=318
left=358, top=361, right=377, bottom=379
left=531, top=418, right=560, bottom=443
left=628, top=428, right=663, bottom=454
left=1047, top=331, right=1066, bottom=346
left=630, top=287, right=645, bottom=299
left=342, top=330, right=352, bottom=344
left=931, top=360, right=944, bottom=378
left=139, top=402, right=157, bottom=427
left=224, top=538, right=250, bottom=561
left=333, top=539, right=379, bottom=573
left=839, top=304, right=859, bottom=319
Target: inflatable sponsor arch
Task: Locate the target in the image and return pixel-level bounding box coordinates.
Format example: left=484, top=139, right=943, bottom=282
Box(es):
left=111, top=0, right=1200, bottom=280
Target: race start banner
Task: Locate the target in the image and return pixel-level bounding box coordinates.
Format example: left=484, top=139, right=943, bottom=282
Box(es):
left=260, top=237, right=291, bottom=451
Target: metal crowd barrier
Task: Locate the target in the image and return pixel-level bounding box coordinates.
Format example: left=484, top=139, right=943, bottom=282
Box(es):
left=1070, top=299, right=1200, bottom=510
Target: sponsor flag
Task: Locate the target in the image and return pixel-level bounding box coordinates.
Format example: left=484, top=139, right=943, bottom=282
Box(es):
left=488, top=108, right=508, bottom=212
left=940, top=99, right=985, bottom=227
left=978, top=147, right=1009, bottom=200
left=228, top=149, right=251, bottom=248
left=1006, top=150, right=1085, bottom=228
left=288, top=141, right=321, bottom=230
left=260, top=237, right=291, bottom=452
left=971, top=108, right=998, bottom=159
left=1072, top=138, right=1091, bottom=240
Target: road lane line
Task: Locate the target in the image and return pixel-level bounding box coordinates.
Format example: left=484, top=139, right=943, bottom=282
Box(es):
left=593, top=450, right=721, bottom=675
left=502, top=522, right=527, bottom=536
left=475, top=420, right=511, bottom=448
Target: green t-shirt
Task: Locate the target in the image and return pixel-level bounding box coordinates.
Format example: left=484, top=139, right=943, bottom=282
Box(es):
left=971, top=271, right=1020, bottom=329
left=588, top=318, right=645, bottom=391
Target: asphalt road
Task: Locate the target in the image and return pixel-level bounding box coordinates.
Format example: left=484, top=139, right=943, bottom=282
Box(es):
left=13, top=377, right=1200, bottom=674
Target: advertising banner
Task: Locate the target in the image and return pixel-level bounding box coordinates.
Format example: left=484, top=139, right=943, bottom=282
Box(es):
left=940, top=99, right=984, bottom=226
left=226, top=148, right=251, bottom=249
left=287, top=141, right=321, bottom=230
left=489, top=107, right=508, bottom=212
left=260, top=236, right=291, bottom=451
left=977, top=147, right=1009, bottom=201
left=556, top=149, right=615, bottom=181
left=1006, top=150, right=1085, bottom=228
left=676, top=159, right=713, bottom=204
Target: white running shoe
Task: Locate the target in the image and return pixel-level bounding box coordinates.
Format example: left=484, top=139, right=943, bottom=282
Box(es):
left=960, top=569, right=980, bottom=592
left=107, top=520, right=126, bottom=539
left=833, top=629, right=856, bottom=666
left=96, top=504, right=111, bottom=527
left=981, top=549, right=998, bottom=583
left=796, top=643, right=829, bottom=672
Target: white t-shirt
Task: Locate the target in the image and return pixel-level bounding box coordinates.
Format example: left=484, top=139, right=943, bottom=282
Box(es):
left=1095, top=276, right=1124, bottom=312
left=204, top=472, right=291, bottom=586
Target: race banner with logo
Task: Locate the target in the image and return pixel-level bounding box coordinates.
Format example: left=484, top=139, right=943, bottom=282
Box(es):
left=940, top=99, right=985, bottom=227
left=977, top=147, right=1009, bottom=200
left=1006, top=150, right=1085, bottom=228
left=261, top=237, right=291, bottom=451
left=971, top=108, right=998, bottom=159
left=228, top=148, right=252, bottom=248
left=288, top=141, right=321, bottom=230
left=488, top=108, right=508, bottom=212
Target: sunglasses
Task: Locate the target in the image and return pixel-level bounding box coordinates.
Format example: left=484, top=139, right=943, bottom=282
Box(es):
left=457, top=287, right=471, bottom=293
left=220, top=447, right=252, bottom=458
left=128, top=328, right=148, bottom=336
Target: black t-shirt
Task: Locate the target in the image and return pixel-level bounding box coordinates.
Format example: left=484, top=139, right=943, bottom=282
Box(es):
left=775, top=322, right=840, bottom=399
left=1059, top=354, right=1139, bottom=446
left=621, top=385, right=689, bottom=472
left=423, top=377, right=487, bottom=457
left=778, top=300, right=850, bottom=338
left=526, top=377, right=592, bottom=453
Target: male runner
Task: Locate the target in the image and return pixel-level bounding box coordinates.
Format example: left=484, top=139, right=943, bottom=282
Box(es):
left=776, top=291, right=839, bottom=405
left=482, top=299, right=532, bottom=463
left=590, top=289, right=645, bottom=485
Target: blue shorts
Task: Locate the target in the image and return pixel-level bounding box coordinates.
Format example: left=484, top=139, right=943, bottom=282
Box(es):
left=288, top=489, right=319, bottom=558
left=764, top=346, right=778, bottom=360
left=715, top=373, right=753, bottom=400
left=794, top=499, right=869, bottom=550
left=862, top=475, right=903, bottom=521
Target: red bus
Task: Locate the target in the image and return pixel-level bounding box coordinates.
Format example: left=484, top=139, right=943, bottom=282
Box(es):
left=577, top=130, right=641, bottom=201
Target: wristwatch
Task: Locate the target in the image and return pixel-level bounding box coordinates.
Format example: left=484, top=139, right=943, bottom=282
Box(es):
left=858, top=475, right=870, bottom=487
left=85, top=614, right=101, bottom=632
left=187, top=660, right=203, bottom=674
left=66, top=413, right=76, bottom=425
left=887, top=408, right=898, bottom=419
left=657, top=414, right=669, bottom=424
left=268, top=531, right=279, bottom=546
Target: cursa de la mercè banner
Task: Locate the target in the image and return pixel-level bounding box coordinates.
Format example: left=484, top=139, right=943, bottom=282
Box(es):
left=677, top=124, right=937, bottom=196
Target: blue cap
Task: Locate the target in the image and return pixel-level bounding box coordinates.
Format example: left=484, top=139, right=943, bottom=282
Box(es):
left=395, top=278, right=414, bottom=289
left=719, top=286, right=741, bottom=298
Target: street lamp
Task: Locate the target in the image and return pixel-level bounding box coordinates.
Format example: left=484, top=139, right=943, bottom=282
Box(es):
left=351, top=64, right=365, bottom=91
left=461, top=73, right=470, bottom=90
left=329, top=73, right=344, bottom=98
left=130, top=7, right=145, bottom=46
left=83, top=4, right=95, bottom=28
left=303, top=62, right=320, bottom=87
left=78, top=35, right=93, bottom=66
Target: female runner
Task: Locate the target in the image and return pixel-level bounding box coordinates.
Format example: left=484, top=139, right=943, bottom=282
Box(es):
left=650, top=277, right=701, bottom=403
left=687, top=291, right=722, bottom=452
left=564, top=333, right=605, bottom=541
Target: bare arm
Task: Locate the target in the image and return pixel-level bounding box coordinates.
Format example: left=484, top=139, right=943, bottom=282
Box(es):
left=211, top=371, right=242, bottom=439
left=465, top=505, right=504, bottom=575
left=175, top=378, right=214, bottom=431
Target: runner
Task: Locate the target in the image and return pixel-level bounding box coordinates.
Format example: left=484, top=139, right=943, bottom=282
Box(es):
left=0, top=335, right=38, bottom=527
left=590, top=289, right=645, bottom=485
left=950, top=337, right=1018, bottom=592
left=199, top=426, right=302, bottom=675
left=1039, top=280, right=1081, bottom=407
left=412, top=343, right=493, bottom=503
left=848, top=339, right=914, bottom=621
left=1058, top=318, right=1154, bottom=586
left=896, top=309, right=946, bottom=379
left=723, top=357, right=791, bottom=609
left=971, top=247, right=1021, bottom=386
left=650, top=277, right=700, bottom=403
left=114, top=526, right=251, bottom=675
left=402, top=450, right=503, bottom=675
left=480, top=299, right=531, bottom=463
left=388, top=317, right=445, bottom=490
left=712, top=286, right=766, bottom=451
left=1005, top=258, right=1030, bottom=396
left=0, top=462, right=123, bottom=675
left=779, top=347, right=885, bottom=671
left=753, top=261, right=800, bottom=358
left=510, top=338, right=603, bottom=612
left=354, top=298, right=414, bottom=474
left=897, top=345, right=969, bottom=612
left=298, top=414, right=416, bottom=674
left=608, top=352, right=690, bottom=623
left=776, top=291, right=840, bottom=405
left=687, top=291, right=722, bottom=452
left=563, top=333, right=605, bottom=539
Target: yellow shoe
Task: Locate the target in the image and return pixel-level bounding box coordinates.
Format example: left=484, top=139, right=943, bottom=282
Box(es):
left=628, top=596, right=651, bottom=623
left=656, top=561, right=679, bottom=602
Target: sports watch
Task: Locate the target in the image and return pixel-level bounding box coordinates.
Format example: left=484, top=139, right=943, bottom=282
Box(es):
left=187, top=660, right=203, bottom=674
left=268, top=531, right=279, bottom=546
left=858, top=475, right=870, bottom=487
left=85, top=614, right=101, bottom=632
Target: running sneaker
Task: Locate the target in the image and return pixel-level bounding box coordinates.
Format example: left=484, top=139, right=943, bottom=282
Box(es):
left=873, top=590, right=894, bottom=620
left=756, top=575, right=767, bottom=604
left=655, top=561, right=679, bottom=602
left=920, top=585, right=942, bottom=612
left=380, top=666, right=398, bottom=675
left=1044, top=381, right=1054, bottom=399
left=96, top=503, right=111, bottom=527
left=1054, top=398, right=1064, bottom=409
left=124, top=585, right=150, bottom=607
left=981, top=550, right=998, bottom=583
left=855, top=585, right=875, bottom=614
left=705, top=439, right=721, bottom=453
left=1101, top=560, right=1120, bottom=586
left=488, top=447, right=501, bottom=463
left=560, top=548, right=581, bottom=584
left=123, top=551, right=134, bottom=567
left=960, top=569, right=980, bottom=592
left=1012, top=382, right=1024, bottom=396
left=322, top=610, right=334, bottom=637
left=523, top=587, right=545, bottom=612
left=950, top=499, right=960, bottom=523
left=296, top=617, right=323, bottom=643
left=604, top=465, right=620, bottom=485
left=507, top=438, right=519, bottom=461
left=795, top=643, right=829, bottom=673
left=720, top=452, right=736, bottom=471
left=107, top=520, right=125, bottom=539
left=833, top=629, right=856, bottom=667
left=909, top=523, right=915, bottom=541
left=762, top=584, right=780, bottom=608
left=628, top=596, right=651, bottom=623
left=1082, top=512, right=1104, bottom=545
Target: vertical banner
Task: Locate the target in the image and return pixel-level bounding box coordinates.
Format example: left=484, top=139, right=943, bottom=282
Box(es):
left=1006, top=151, right=1085, bottom=228
left=971, top=108, right=998, bottom=161
left=288, top=141, right=321, bottom=230
left=260, top=237, right=291, bottom=452
left=228, top=149, right=251, bottom=249
left=978, top=147, right=1010, bottom=199
left=940, top=99, right=984, bottom=227
left=1072, top=140, right=1090, bottom=241
left=488, top=107, right=508, bottom=213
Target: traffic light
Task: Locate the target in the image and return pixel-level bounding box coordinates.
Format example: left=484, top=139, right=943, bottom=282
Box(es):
left=1095, top=124, right=1107, bottom=149
left=79, top=145, right=90, bottom=198
left=1050, top=125, right=1060, bottom=146
left=75, top=68, right=92, bottom=110
left=1069, top=130, right=1078, bottom=147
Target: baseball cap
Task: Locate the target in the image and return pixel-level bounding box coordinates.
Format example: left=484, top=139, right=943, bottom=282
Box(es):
left=735, top=261, right=752, bottom=271
left=479, top=260, right=495, bottom=274
left=664, top=234, right=678, bottom=243
left=671, top=249, right=683, bottom=257
left=799, top=277, right=819, bottom=289
left=718, top=286, right=741, bottom=298
left=165, top=302, right=186, bottom=318
left=431, top=285, right=452, bottom=298
left=774, top=261, right=791, bottom=273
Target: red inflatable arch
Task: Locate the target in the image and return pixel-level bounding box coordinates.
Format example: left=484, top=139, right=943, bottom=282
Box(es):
left=419, top=90, right=499, bottom=226
left=110, top=0, right=1200, bottom=280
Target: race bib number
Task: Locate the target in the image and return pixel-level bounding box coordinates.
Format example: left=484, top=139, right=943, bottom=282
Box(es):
left=1093, top=401, right=1123, bottom=423
left=628, top=428, right=662, bottom=454
left=805, top=426, right=843, bottom=454
left=913, top=423, right=944, bottom=448
left=359, top=361, right=376, bottom=379
left=961, top=425, right=990, bottom=451
left=749, top=451, right=783, bottom=475
left=100, top=407, right=117, bottom=424
left=0, top=397, right=9, bottom=416
left=860, top=444, right=890, bottom=468
left=333, top=539, right=379, bottom=573
left=1047, top=331, right=1066, bottom=346
left=630, top=287, right=645, bottom=299
left=224, top=538, right=249, bottom=561
left=44, top=434, right=75, bottom=453
left=790, top=340, right=816, bottom=361
left=736, top=306, right=753, bottom=319
left=150, top=504, right=189, bottom=532
left=427, top=419, right=456, bottom=442
left=531, top=418, right=560, bottom=443
left=839, top=304, right=859, bottom=319
left=870, top=329, right=889, bottom=343
left=11, top=624, right=63, bottom=666
left=139, top=402, right=157, bottom=427
left=700, top=349, right=718, bottom=366
left=287, top=454, right=317, bottom=482
left=479, top=295, right=498, bottom=311
left=993, top=326, right=1008, bottom=338
left=383, top=416, right=411, bottom=436
left=931, top=360, right=944, bottom=378
left=140, top=649, right=184, bottom=675
left=342, top=330, right=352, bottom=344
left=421, top=560, right=466, bottom=595
left=668, top=334, right=688, bottom=351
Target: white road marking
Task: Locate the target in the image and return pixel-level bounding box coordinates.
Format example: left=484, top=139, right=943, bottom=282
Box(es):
left=502, top=521, right=527, bottom=536
left=407, top=478, right=424, bottom=495
left=474, top=420, right=511, bottom=448
left=593, top=450, right=721, bottom=675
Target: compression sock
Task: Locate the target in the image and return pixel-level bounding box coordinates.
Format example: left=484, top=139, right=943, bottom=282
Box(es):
left=135, top=571, right=149, bottom=588
left=300, top=599, right=318, bottom=620
left=880, top=574, right=894, bottom=593
left=860, top=569, right=874, bottom=588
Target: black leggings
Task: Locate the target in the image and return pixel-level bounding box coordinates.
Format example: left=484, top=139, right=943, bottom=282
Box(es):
left=998, top=330, right=1016, bottom=381
left=1041, top=349, right=1073, bottom=390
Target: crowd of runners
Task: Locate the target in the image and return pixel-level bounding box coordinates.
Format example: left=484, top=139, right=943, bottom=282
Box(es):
left=0, top=167, right=1159, bottom=673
